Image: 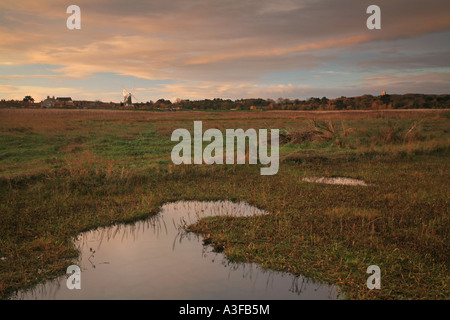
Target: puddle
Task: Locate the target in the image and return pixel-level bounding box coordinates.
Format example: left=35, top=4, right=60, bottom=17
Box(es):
left=302, top=177, right=369, bottom=186
left=10, top=200, right=341, bottom=300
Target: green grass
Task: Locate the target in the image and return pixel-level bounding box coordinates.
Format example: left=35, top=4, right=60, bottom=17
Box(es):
left=0, top=109, right=448, bottom=300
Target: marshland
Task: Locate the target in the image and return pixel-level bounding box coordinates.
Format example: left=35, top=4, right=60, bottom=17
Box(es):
left=10, top=200, right=341, bottom=300
left=0, top=108, right=448, bottom=299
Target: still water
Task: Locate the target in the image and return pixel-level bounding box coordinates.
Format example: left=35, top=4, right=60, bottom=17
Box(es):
left=11, top=201, right=341, bottom=300
left=302, top=177, right=369, bottom=186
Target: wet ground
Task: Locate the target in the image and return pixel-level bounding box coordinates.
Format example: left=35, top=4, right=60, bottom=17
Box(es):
left=302, top=177, right=369, bottom=186
left=10, top=201, right=341, bottom=300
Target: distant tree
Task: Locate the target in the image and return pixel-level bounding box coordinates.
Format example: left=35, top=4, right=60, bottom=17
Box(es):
left=333, top=98, right=345, bottom=110
left=320, top=97, right=329, bottom=104
left=23, top=96, right=34, bottom=103
left=380, top=93, right=391, bottom=105
left=156, top=98, right=171, bottom=105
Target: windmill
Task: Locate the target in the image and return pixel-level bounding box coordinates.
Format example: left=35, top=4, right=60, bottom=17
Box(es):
left=122, top=85, right=139, bottom=107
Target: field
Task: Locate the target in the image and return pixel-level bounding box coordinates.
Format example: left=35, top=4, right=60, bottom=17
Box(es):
left=0, top=108, right=448, bottom=300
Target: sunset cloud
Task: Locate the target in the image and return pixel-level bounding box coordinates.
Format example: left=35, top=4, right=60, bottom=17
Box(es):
left=0, top=0, right=449, bottom=101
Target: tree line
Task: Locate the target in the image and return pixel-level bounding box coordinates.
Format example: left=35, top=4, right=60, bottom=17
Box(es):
left=1, top=93, right=449, bottom=110
left=143, top=94, right=450, bottom=110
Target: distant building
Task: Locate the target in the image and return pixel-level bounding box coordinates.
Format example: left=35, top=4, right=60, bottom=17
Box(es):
left=381, top=91, right=387, bottom=96
left=41, top=96, right=56, bottom=108
left=56, top=97, right=73, bottom=107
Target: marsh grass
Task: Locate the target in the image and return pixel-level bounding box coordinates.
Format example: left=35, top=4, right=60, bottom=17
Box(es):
left=0, top=108, right=448, bottom=299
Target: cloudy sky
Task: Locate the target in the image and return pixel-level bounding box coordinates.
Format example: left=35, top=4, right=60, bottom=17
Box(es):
left=1, top=0, right=449, bottom=102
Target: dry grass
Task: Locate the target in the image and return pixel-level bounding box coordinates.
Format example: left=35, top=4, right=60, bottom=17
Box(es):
left=0, top=108, right=448, bottom=300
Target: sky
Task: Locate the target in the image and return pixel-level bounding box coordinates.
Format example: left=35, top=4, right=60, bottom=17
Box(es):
left=0, top=0, right=449, bottom=102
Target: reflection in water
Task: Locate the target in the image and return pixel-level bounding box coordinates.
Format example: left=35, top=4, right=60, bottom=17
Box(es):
left=11, top=201, right=341, bottom=300
left=302, top=177, right=369, bottom=186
